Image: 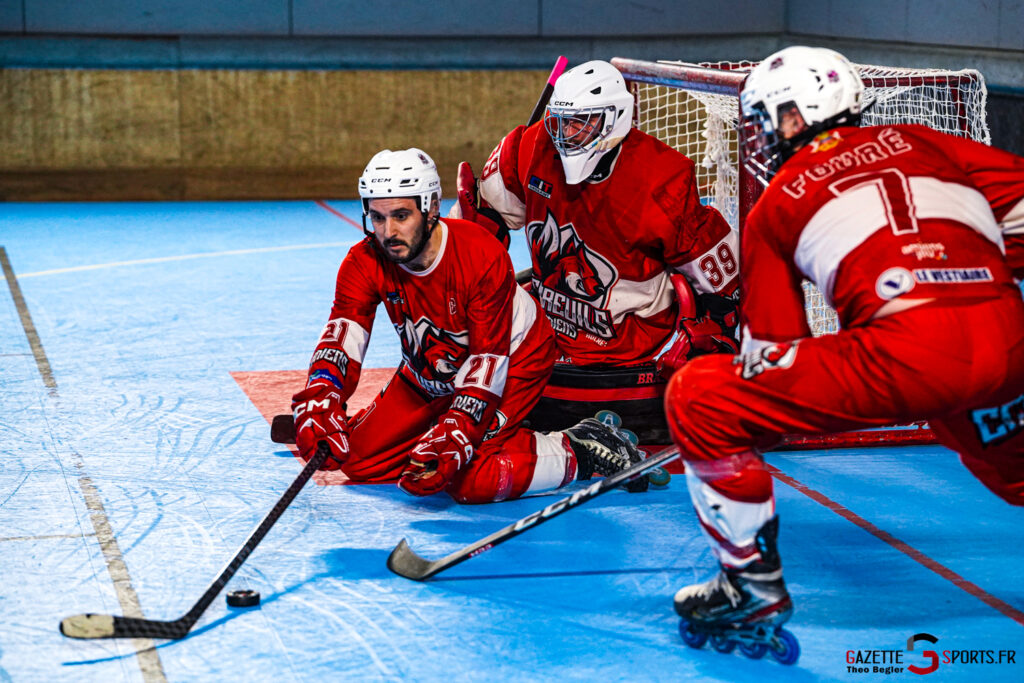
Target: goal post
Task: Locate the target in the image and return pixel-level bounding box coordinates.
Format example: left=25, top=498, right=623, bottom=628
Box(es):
left=611, top=56, right=992, bottom=448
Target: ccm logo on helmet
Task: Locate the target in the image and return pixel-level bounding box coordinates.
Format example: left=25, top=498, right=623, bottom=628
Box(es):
left=551, top=100, right=574, bottom=106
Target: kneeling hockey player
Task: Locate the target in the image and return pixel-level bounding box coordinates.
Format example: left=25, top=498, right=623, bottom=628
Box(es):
left=451, top=60, right=741, bottom=442
left=290, top=148, right=648, bottom=504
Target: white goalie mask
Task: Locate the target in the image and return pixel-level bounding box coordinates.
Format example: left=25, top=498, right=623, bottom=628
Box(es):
left=544, top=60, right=635, bottom=184
left=739, top=46, right=863, bottom=186
left=358, top=148, right=442, bottom=221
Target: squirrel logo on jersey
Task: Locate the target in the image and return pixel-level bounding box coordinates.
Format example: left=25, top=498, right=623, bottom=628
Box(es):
left=397, top=316, right=470, bottom=392
left=526, top=210, right=617, bottom=339
left=483, top=410, right=508, bottom=441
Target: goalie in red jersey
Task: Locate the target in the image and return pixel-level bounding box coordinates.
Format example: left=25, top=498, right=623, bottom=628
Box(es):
left=451, top=60, right=741, bottom=442
left=290, top=148, right=648, bottom=504
left=663, top=46, right=1024, bottom=657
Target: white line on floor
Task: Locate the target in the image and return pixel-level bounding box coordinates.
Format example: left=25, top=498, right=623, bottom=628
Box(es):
left=17, top=242, right=354, bottom=278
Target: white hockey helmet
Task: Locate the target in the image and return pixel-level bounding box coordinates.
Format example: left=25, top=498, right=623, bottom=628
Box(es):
left=739, top=46, right=863, bottom=186
left=544, top=60, right=635, bottom=184
left=358, top=148, right=442, bottom=217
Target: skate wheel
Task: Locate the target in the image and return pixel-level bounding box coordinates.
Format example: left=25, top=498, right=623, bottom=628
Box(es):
left=647, top=467, right=671, bottom=487
left=738, top=641, right=767, bottom=659
left=594, top=410, right=622, bottom=429
left=678, top=620, right=708, bottom=648
left=619, top=428, right=639, bottom=446
left=769, top=628, right=800, bottom=665
left=710, top=634, right=736, bottom=654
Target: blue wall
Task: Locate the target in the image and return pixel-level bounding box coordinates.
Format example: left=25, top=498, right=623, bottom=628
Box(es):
left=1, top=1, right=785, bottom=36
left=4, top=0, right=1019, bottom=51
left=787, top=0, right=1023, bottom=52
left=2, top=1, right=1019, bottom=82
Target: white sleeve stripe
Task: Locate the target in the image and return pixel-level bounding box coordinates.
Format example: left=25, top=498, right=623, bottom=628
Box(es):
left=607, top=271, right=675, bottom=324
left=739, top=326, right=776, bottom=355
left=795, top=187, right=888, bottom=307
left=1000, top=197, right=1024, bottom=235
left=478, top=166, right=526, bottom=231
left=510, top=286, right=538, bottom=354
left=911, top=177, right=1002, bottom=247
left=342, top=322, right=371, bottom=364
left=672, top=230, right=741, bottom=295
left=796, top=177, right=1001, bottom=306
left=454, top=353, right=509, bottom=397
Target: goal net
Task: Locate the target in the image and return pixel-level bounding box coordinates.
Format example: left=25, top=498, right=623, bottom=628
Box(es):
left=611, top=57, right=991, bottom=447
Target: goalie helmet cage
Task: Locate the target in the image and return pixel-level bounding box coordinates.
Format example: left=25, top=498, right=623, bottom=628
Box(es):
left=611, top=56, right=992, bottom=449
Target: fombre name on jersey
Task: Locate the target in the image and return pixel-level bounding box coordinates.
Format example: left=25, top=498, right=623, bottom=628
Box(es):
left=532, top=280, right=614, bottom=339
left=782, top=127, right=912, bottom=199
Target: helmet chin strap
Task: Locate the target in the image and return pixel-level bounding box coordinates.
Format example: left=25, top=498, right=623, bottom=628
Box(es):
left=584, top=143, right=622, bottom=183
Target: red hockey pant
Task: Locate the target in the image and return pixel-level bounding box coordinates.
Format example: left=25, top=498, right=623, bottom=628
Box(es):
left=341, top=357, right=561, bottom=504
left=666, top=295, right=1024, bottom=505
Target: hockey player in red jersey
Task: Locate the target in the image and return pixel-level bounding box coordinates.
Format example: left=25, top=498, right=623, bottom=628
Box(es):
left=290, top=148, right=648, bottom=504
left=451, top=60, right=741, bottom=440
left=664, top=46, right=1024, bottom=662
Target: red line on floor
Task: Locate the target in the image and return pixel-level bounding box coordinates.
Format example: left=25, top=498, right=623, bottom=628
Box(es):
left=314, top=199, right=362, bottom=229
left=767, top=463, right=1024, bottom=627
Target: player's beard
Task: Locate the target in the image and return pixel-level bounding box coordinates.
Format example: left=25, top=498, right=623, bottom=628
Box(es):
left=380, top=213, right=433, bottom=265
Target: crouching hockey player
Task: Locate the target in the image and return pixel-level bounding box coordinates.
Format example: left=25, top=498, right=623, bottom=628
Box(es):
left=291, top=148, right=649, bottom=505
left=450, top=60, right=741, bottom=443
left=666, top=46, right=1024, bottom=663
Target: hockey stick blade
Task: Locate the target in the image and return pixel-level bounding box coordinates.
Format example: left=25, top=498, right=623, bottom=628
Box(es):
left=60, top=614, right=190, bottom=640
left=527, top=55, right=568, bottom=126
left=271, top=413, right=296, bottom=444
left=60, top=442, right=329, bottom=640
left=387, top=445, right=680, bottom=581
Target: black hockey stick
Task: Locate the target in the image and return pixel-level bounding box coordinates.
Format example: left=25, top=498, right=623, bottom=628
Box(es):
left=387, top=445, right=680, bottom=581
left=514, top=56, right=569, bottom=286
left=59, top=442, right=330, bottom=640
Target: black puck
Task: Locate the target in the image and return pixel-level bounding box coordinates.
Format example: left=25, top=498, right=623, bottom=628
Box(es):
left=226, top=589, right=261, bottom=608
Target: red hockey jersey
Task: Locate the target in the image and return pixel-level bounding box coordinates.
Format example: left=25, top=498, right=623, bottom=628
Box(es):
left=479, top=122, right=738, bottom=365
left=305, top=218, right=550, bottom=446
left=742, top=124, right=1023, bottom=348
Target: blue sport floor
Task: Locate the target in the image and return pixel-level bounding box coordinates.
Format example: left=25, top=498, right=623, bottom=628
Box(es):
left=1, top=200, right=1022, bottom=682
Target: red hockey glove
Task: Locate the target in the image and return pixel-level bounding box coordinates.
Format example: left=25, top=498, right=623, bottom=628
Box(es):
left=398, top=412, right=475, bottom=497
left=291, top=383, right=350, bottom=470
left=657, top=274, right=740, bottom=379
left=452, top=161, right=511, bottom=249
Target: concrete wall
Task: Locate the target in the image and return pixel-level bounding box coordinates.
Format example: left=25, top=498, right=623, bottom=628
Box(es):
left=0, top=68, right=546, bottom=200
